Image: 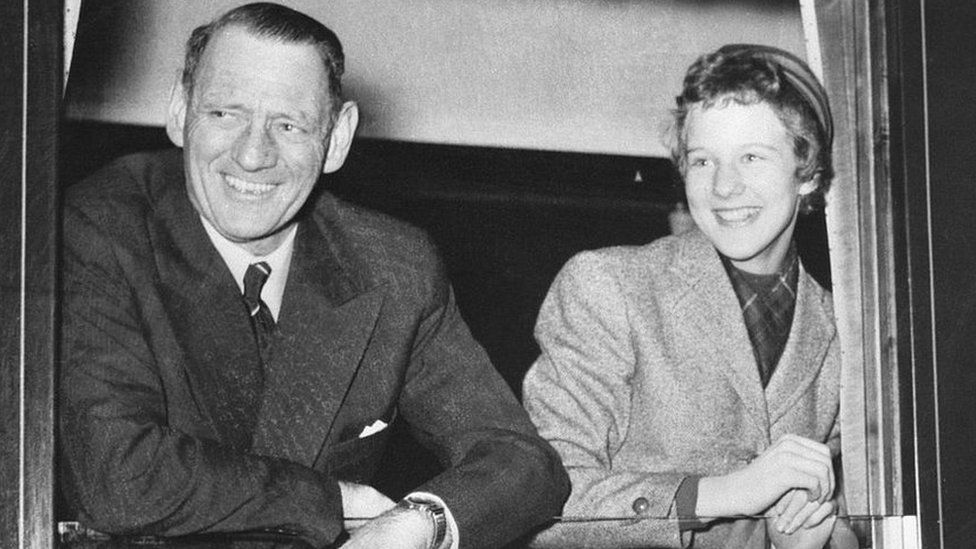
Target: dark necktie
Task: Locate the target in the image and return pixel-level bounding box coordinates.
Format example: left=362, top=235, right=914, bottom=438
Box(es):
left=243, top=261, right=276, bottom=355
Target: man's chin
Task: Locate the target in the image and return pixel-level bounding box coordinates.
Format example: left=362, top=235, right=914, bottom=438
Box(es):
left=225, top=225, right=295, bottom=255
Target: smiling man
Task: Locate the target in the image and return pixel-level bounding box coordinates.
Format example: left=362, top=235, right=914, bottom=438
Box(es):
left=59, top=4, right=568, bottom=549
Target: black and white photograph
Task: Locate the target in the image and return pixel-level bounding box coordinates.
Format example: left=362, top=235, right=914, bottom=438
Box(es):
left=1, top=1, right=974, bottom=548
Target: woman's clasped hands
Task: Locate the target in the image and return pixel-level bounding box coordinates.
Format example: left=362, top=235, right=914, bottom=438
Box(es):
left=697, top=434, right=839, bottom=549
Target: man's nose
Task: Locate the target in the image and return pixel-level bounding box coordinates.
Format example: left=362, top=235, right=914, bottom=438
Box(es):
left=712, top=162, right=744, bottom=197
left=234, top=122, right=278, bottom=170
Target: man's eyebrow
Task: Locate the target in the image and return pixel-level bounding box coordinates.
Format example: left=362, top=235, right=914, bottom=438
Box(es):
left=193, top=100, right=320, bottom=124
left=196, top=100, right=243, bottom=110
left=270, top=110, right=316, bottom=123
left=192, top=92, right=243, bottom=109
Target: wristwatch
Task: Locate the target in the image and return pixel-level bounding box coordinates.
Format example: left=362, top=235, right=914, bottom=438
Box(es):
left=397, top=495, right=447, bottom=549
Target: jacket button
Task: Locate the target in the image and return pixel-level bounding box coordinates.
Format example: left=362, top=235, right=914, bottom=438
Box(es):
left=632, top=497, right=650, bottom=515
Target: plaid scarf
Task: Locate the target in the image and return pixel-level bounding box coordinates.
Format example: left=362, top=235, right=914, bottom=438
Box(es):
left=721, top=244, right=800, bottom=388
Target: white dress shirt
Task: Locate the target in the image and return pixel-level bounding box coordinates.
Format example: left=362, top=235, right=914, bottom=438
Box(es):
left=200, top=218, right=296, bottom=321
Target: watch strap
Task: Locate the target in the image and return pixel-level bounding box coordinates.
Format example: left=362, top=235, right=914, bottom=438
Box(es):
left=398, top=495, right=447, bottom=549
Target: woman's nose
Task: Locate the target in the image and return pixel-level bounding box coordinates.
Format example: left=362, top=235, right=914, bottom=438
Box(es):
left=712, top=162, right=744, bottom=197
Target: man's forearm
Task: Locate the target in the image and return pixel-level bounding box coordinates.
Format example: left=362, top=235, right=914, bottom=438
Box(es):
left=62, top=414, right=343, bottom=546
left=412, top=430, right=569, bottom=549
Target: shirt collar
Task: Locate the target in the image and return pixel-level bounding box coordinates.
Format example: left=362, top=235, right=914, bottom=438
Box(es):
left=720, top=242, right=799, bottom=308
left=200, top=218, right=297, bottom=321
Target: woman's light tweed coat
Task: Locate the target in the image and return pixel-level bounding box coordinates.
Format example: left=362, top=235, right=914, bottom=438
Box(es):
left=524, top=229, right=847, bottom=548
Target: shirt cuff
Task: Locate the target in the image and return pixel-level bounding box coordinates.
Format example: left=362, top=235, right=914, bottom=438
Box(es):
left=405, top=491, right=459, bottom=549
left=675, top=476, right=707, bottom=531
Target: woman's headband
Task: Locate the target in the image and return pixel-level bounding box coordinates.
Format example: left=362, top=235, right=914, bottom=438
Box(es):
left=717, top=43, right=834, bottom=150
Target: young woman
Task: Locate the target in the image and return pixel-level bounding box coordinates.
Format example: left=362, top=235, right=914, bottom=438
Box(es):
left=524, top=44, right=857, bottom=548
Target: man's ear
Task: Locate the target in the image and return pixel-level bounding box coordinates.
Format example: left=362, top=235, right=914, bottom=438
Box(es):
left=165, top=76, right=188, bottom=148
left=322, top=101, right=359, bottom=174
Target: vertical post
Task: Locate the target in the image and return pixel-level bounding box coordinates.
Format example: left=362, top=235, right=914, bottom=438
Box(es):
left=803, top=0, right=905, bottom=543
left=884, top=0, right=938, bottom=545
left=802, top=0, right=873, bottom=514
left=0, top=0, right=60, bottom=548
left=0, top=0, right=27, bottom=536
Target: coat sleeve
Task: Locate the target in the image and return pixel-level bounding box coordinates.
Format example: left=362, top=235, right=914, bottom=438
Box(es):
left=390, top=245, right=570, bottom=549
left=522, top=252, right=690, bottom=548
left=59, top=202, right=343, bottom=548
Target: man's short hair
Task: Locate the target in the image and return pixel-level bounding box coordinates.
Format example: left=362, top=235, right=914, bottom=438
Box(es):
left=181, top=2, right=345, bottom=119
left=667, top=44, right=834, bottom=213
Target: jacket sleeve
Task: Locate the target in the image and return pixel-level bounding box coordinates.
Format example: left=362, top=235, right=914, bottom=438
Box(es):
left=59, top=202, right=343, bottom=548
left=522, top=252, right=690, bottom=548
left=391, top=249, right=570, bottom=549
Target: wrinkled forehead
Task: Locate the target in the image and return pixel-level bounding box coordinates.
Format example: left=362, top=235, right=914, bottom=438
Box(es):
left=199, top=26, right=328, bottom=78
left=192, top=28, right=334, bottom=118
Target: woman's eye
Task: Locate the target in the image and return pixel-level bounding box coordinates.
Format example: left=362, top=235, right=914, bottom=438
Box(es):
left=743, top=153, right=761, bottom=162
left=689, top=158, right=710, bottom=168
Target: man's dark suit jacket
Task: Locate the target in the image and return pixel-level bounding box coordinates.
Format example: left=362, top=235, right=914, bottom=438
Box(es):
left=60, top=149, right=569, bottom=549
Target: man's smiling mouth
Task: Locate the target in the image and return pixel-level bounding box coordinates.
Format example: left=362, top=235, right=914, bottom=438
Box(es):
left=225, top=174, right=275, bottom=195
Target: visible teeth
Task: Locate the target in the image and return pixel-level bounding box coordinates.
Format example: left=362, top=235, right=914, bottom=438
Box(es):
left=716, top=208, right=759, bottom=223
left=225, top=175, right=274, bottom=195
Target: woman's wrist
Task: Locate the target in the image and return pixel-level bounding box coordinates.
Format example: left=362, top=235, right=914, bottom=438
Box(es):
left=695, top=473, right=739, bottom=521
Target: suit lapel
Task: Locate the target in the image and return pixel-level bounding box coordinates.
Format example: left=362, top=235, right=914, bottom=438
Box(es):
left=250, top=214, right=384, bottom=467
left=764, top=266, right=835, bottom=424
left=150, top=169, right=264, bottom=447
left=669, top=231, right=769, bottom=430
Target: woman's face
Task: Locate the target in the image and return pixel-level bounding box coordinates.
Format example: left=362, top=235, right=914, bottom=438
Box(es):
left=683, top=100, right=816, bottom=274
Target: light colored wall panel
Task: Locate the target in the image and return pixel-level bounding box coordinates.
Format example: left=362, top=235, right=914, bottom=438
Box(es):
left=65, top=0, right=804, bottom=156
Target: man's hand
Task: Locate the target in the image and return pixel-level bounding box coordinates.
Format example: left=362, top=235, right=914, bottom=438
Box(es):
left=697, top=434, right=835, bottom=518
left=338, top=481, right=396, bottom=532
left=766, top=492, right=836, bottom=549
left=341, top=504, right=447, bottom=549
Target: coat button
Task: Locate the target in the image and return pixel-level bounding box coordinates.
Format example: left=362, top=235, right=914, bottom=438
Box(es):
left=632, top=497, right=650, bottom=515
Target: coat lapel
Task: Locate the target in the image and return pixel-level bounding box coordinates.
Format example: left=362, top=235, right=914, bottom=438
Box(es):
left=764, top=265, right=835, bottom=424
left=250, top=214, right=384, bottom=467
left=150, top=168, right=264, bottom=448
left=668, top=231, right=770, bottom=431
